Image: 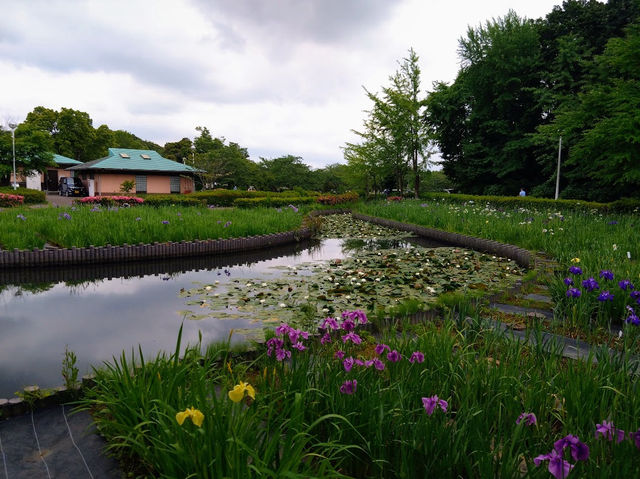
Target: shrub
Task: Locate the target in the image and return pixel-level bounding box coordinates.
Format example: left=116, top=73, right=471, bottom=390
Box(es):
left=0, top=192, right=25, bottom=207
left=420, top=192, right=607, bottom=212
left=192, top=189, right=320, bottom=206
left=387, top=196, right=403, bottom=202
left=120, top=180, right=135, bottom=193
left=317, top=192, right=359, bottom=205
left=76, top=195, right=144, bottom=206
left=608, top=198, right=640, bottom=213
left=0, top=187, right=45, bottom=204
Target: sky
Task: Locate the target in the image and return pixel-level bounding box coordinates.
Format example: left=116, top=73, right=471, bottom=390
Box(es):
left=1, top=0, right=563, bottom=169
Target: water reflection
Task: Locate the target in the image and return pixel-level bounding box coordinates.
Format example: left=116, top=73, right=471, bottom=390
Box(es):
left=0, top=237, right=444, bottom=397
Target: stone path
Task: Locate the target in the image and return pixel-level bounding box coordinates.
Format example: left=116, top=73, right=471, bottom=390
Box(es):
left=0, top=405, right=121, bottom=478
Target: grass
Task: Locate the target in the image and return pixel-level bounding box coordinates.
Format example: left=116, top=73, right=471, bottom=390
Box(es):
left=0, top=204, right=304, bottom=249
left=80, top=310, right=640, bottom=478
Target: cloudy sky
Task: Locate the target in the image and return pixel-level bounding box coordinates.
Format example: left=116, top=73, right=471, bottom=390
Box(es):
left=1, top=0, right=562, bottom=168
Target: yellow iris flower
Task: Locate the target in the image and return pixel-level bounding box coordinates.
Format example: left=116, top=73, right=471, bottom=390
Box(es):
left=175, top=407, right=204, bottom=427
left=571, top=257, right=580, bottom=263
left=228, top=381, right=256, bottom=403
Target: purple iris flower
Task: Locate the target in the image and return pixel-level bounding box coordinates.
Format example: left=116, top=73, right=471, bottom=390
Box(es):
left=625, top=308, right=640, bottom=326
left=372, top=358, right=385, bottom=371
left=387, top=350, right=402, bottom=362
left=275, top=323, right=291, bottom=336
left=619, top=279, right=634, bottom=291
left=224, top=221, right=232, bottom=228
left=339, top=379, right=357, bottom=395
left=566, top=288, right=581, bottom=298
left=341, top=318, right=356, bottom=331
left=375, top=344, right=390, bottom=355
left=599, top=270, right=614, bottom=280
left=595, top=420, right=625, bottom=443
left=288, top=204, right=299, bottom=213
left=320, top=317, right=339, bottom=330
left=516, top=412, right=537, bottom=426
left=292, top=341, right=306, bottom=351
left=553, top=434, right=589, bottom=462
left=409, top=351, right=425, bottom=364
left=422, top=395, right=448, bottom=415
left=341, top=332, right=362, bottom=344
left=630, top=290, right=640, bottom=300
left=608, top=220, right=618, bottom=225
left=629, top=429, right=640, bottom=450
left=320, top=333, right=331, bottom=345
left=581, top=277, right=599, bottom=292
left=135, top=217, right=141, bottom=221
left=162, top=220, right=169, bottom=224
left=534, top=450, right=574, bottom=479
left=343, top=357, right=355, bottom=372
left=342, top=309, right=368, bottom=325
left=16, top=214, right=26, bottom=221
left=62, top=212, right=72, bottom=220
left=568, top=266, right=582, bottom=275
left=334, top=350, right=345, bottom=360
left=275, top=348, right=291, bottom=361
left=597, top=291, right=614, bottom=302
left=563, top=278, right=574, bottom=286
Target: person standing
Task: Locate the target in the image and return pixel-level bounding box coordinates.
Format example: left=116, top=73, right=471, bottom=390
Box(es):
left=519, top=188, right=526, bottom=197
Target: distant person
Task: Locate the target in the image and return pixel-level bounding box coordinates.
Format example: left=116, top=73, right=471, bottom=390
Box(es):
left=519, top=188, right=526, bottom=197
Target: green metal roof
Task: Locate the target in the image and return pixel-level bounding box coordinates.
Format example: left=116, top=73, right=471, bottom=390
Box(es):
left=68, top=148, right=199, bottom=173
left=52, top=153, right=83, bottom=166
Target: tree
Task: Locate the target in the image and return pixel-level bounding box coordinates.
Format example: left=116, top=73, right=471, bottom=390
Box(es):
left=0, top=124, right=54, bottom=182
left=163, top=138, right=193, bottom=163
left=258, top=155, right=312, bottom=191
left=427, top=12, right=545, bottom=195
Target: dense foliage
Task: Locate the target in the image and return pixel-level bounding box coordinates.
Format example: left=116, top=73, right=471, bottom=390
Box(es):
left=426, top=0, right=640, bottom=201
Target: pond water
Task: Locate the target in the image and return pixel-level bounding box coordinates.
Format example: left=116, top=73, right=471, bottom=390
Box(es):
left=0, top=236, right=445, bottom=398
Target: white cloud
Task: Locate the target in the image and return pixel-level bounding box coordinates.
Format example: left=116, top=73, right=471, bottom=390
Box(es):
left=0, top=0, right=562, bottom=167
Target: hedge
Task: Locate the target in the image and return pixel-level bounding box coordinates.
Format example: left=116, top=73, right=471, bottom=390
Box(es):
left=0, top=187, right=46, bottom=204
left=0, top=192, right=24, bottom=207
left=419, top=192, right=610, bottom=212
left=137, top=195, right=205, bottom=207
left=192, top=189, right=319, bottom=207
left=75, top=196, right=145, bottom=206
left=233, top=196, right=316, bottom=208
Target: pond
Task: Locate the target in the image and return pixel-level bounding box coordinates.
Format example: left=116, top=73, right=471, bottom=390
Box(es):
left=0, top=235, right=447, bottom=398
left=0, top=216, right=524, bottom=398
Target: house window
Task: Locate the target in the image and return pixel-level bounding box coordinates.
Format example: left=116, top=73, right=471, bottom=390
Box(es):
left=119, top=153, right=130, bottom=158
left=141, top=154, right=151, bottom=159
left=135, top=175, right=147, bottom=193
left=170, top=176, right=181, bottom=194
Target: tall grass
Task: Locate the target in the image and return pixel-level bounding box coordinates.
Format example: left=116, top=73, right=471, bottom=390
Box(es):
left=0, top=205, right=303, bottom=249
left=81, top=312, right=640, bottom=477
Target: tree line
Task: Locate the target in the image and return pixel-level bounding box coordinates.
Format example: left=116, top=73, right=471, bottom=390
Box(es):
left=344, top=0, right=640, bottom=201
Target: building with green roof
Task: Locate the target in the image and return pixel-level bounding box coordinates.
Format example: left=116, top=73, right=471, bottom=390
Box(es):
left=68, top=148, right=199, bottom=195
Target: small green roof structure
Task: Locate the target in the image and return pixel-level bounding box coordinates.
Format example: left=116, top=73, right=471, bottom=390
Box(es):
left=67, top=148, right=199, bottom=173
left=52, top=153, right=83, bottom=166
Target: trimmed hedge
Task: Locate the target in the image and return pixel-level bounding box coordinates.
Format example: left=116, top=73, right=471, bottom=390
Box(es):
left=76, top=196, right=144, bottom=206
left=233, top=196, right=316, bottom=208
left=192, top=189, right=319, bottom=207
left=0, top=187, right=46, bottom=204
left=138, top=195, right=205, bottom=207
left=0, top=192, right=24, bottom=207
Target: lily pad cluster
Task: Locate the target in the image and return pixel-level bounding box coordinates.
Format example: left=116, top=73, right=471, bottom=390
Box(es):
left=179, top=242, right=523, bottom=329
left=316, top=214, right=413, bottom=239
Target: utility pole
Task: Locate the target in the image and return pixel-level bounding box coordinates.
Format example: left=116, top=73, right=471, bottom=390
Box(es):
left=554, top=136, right=562, bottom=200
left=8, top=123, right=18, bottom=189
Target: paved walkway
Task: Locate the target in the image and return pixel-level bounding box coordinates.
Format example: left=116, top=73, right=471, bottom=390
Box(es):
left=0, top=405, right=121, bottom=478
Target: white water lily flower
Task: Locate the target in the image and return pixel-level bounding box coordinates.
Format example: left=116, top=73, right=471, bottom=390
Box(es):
left=345, top=295, right=351, bottom=299
left=279, top=303, right=287, bottom=308
left=261, top=283, right=267, bottom=287
left=246, top=283, right=252, bottom=287
left=304, top=295, right=309, bottom=300
left=426, top=287, right=436, bottom=294
left=613, top=244, right=618, bottom=251
left=259, top=299, right=265, bottom=304
left=322, top=308, right=329, bottom=313
left=375, top=278, right=381, bottom=282
left=215, top=280, right=219, bottom=284
left=214, top=293, right=220, bottom=297
left=205, top=286, right=212, bottom=291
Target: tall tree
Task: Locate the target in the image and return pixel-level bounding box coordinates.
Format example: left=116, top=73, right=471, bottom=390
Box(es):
left=0, top=125, right=54, bottom=181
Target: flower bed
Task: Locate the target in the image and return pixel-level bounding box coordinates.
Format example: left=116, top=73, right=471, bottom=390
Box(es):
left=75, top=195, right=144, bottom=206
left=0, top=192, right=24, bottom=207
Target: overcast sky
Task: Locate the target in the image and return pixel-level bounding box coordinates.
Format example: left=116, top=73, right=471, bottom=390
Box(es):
left=1, top=0, right=562, bottom=168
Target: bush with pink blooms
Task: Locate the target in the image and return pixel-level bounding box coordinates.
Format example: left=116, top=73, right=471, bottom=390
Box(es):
left=0, top=192, right=24, bottom=207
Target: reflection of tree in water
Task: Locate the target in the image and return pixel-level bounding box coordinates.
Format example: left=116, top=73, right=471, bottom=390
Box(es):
left=14, top=282, right=56, bottom=295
